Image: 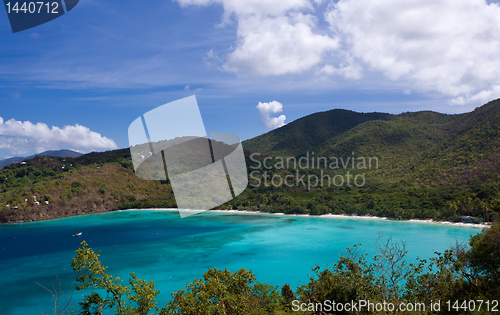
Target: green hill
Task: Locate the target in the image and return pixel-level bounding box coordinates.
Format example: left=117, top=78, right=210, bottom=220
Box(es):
left=1, top=99, right=499, bottom=223
left=0, top=152, right=175, bottom=223
left=236, top=99, right=500, bottom=221
left=243, top=109, right=392, bottom=156
left=0, top=149, right=83, bottom=169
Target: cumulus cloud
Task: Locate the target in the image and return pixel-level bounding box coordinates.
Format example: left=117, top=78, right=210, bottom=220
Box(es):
left=319, top=51, right=363, bottom=80
left=257, top=101, right=286, bottom=130
left=176, top=0, right=312, bottom=18
left=0, top=117, right=119, bottom=157
left=325, top=0, right=500, bottom=105
left=176, top=0, right=338, bottom=77
left=176, top=0, right=500, bottom=106
left=225, top=13, right=338, bottom=76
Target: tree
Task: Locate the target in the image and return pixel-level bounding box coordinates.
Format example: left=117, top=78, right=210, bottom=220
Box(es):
left=297, top=244, right=383, bottom=315
left=71, top=241, right=160, bottom=315
left=373, top=235, right=423, bottom=303
left=53, top=225, right=500, bottom=315
left=450, top=223, right=500, bottom=300
left=281, top=284, right=296, bottom=306
left=408, top=223, right=500, bottom=305
left=36, top=275, right=75, bottom=315
left=165, top=267, right=287, bottom=315
left=69, top=242, right=293, bottom=315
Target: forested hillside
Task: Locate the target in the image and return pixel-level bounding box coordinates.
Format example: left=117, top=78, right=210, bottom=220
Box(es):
left=243, top=109, right=392, bottom=157
left=0, top=151, right=175, bottom=223
left=1, top=99, right=499, bottom=223
left=234, top=99, right=500, bottom=222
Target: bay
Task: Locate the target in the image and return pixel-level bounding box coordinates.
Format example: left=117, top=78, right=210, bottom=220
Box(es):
left=0, top=210, right=482, bottom=314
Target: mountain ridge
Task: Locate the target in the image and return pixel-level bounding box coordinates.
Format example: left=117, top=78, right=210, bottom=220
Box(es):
left=0, top=149, right=83, bottom=169
left=242, top=109, right=393, bottom=157
left=1, top=99, right=499, bottom=223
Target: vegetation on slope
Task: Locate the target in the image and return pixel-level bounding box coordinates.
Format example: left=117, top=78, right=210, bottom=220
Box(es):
left=0, top=152, right=175, bottom=223
left=243, top=109, right=392, bottom=157
left=1, top=99, right=500, bottom=223
left=227, top=99, right=500, bottom=223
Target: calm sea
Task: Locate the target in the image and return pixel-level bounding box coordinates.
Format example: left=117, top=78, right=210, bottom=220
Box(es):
left=0, top=210, right=482, bottom=314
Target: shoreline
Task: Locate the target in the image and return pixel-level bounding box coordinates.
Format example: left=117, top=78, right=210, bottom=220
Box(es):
left=128, top=208, right=492, bottom=229
left=1, top=207, right=491, bottom=228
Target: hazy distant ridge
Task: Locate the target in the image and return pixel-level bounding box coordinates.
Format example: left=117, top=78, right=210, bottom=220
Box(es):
left=0, top=150, right=83, bottom=169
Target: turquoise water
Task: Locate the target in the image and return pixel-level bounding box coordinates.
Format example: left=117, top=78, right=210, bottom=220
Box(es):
left=0, top=210, right=482, bottom=314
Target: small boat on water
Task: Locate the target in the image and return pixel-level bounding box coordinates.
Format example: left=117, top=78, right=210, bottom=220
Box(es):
left=73, top=231, right=83, bottom=236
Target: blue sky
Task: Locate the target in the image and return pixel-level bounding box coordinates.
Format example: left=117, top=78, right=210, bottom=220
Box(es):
left=1, top=0, right=500, bottom=159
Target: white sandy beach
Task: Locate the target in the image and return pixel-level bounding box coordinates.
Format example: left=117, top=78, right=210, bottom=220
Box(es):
left=124, top=208, right=491, bottom=228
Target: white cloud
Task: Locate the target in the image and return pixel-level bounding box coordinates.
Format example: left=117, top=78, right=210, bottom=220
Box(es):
left=175, top=0, right=312, bottom=18
left=319, top=51, right=363, bottom=80
left=176, top=0, right=338, bottom=77
left=0, top=117, right=118, bottom=157
left=175, top=0, right=500, bottom=106
left=325, top=0, right=500, bottom=105
left=225, top=13, right=339, bottom=76
left=257, top=101, right=286, bottom=129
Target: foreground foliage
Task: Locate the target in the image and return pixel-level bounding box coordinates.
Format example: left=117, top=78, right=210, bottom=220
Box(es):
left=47, top=223, right=499, bottom=314
left=165, top=268, right=287, bottom=315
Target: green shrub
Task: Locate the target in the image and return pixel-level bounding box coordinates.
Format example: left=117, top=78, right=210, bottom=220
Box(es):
left=125, top=195, right=137, bottom=202
left=71, top=188, right=85, bottom=195
left=71, top=181, right=82, bottom=188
